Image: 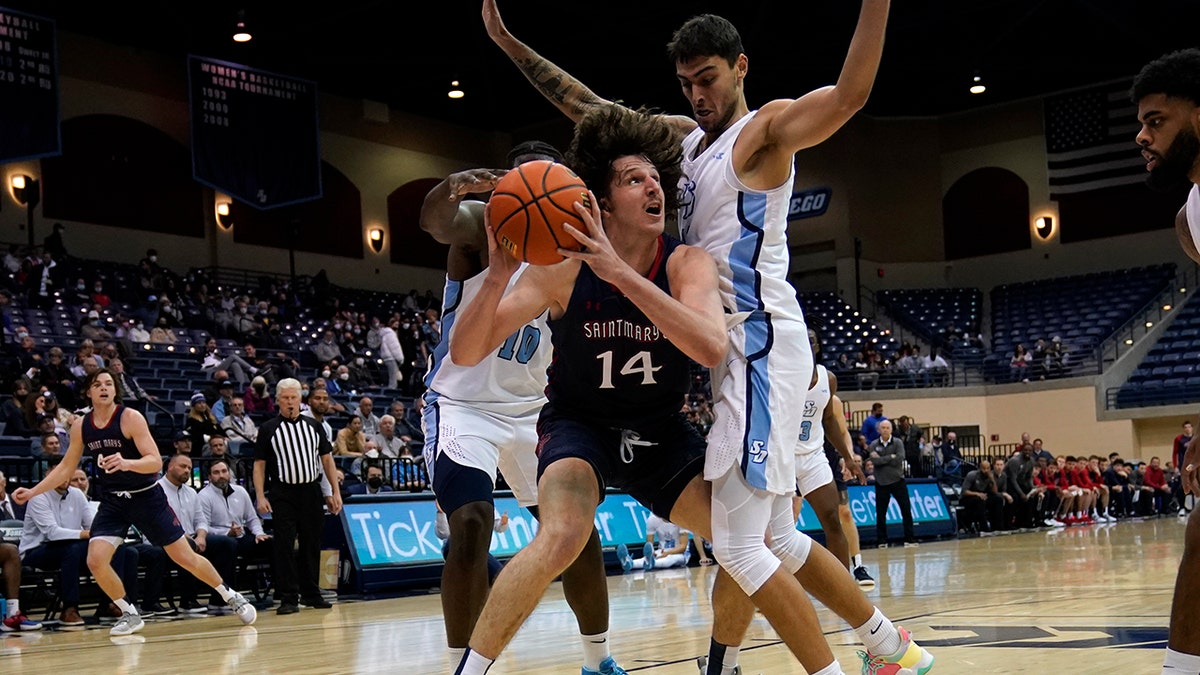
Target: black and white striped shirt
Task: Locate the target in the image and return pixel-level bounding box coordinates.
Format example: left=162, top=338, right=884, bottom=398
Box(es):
left=254, top=414, right=332, bottom=485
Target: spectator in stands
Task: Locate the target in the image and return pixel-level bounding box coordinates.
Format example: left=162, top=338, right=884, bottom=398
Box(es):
left=311, top=329, right=342, bottom=365
left=221, top=396, right=259, bottom=444
left=1174, top=421, right=1193, bottom=476
left=347, top=355, right=375, bottom=390
left=198, top=458, right=270, bottom=610
left=0, top=379, right=32, bottom=437
left=212, top=379, right=236, bottom=422
left=1031, top=438, right=1053, bottom=465
left=923, top=347, right=950, bottom=387
left=371, top=414, right=405, bottom=459
left=173, top=429, right=194, bottom=456
left=110, top=357, right=153, bottom=408
left=1145, top=456, right=1171, bottom=515
left=301, top=387, right=335, bottom=443
left=2, top=244, right=20, bottom=277
left=861, top=457, right=875, bottom=483
left=894, top=346, right=924, bottom=388
left=202, top=436, right=238, bottom=476
left=378, top=317, right=405, bottom=390
left=158, top=296, right=183, bottom=328
left=185, top=392, right=224, bottom=450
left=853, top=344, right=881, bottom=390
left=81, top=310, right=113, bottom=343
left=90, top=279, right=111, bottom=309
left=30, top=419, right=64, bottom=458
left=0, top=470, right=25, bottom=522
left=14, top=335, right=43, bottom=383
left=149, top=317, right=177, bottom=344
left=1044, top=336, right=1067, bottom=378
left=354, top=397, right=381, bottom=437
left=200, top=338, right=255, bottom=388
left=860, top=402, right=887, bottom=444
left=895, top=416, right=926, bottom=478
left=869, top=420, right=917, bottom=547
left=243, top=376, right=275, bottom=415
left=961, top=456, right=1003, bottom=534
left=127, top=319, right=150, bottom=343
left=1010, top=343, right=1032, bottom=383
left=334, top=415, right=368, bottom=457
left=18, top=461, right=108, bottom=628
left=326, top=365, right=352, bottom=397
left=347, top=462, right=393, bottom=496
left=389, top=399, right=424, bottom=446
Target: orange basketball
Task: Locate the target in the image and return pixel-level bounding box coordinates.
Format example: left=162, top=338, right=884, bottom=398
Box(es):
left=490, top=160, right=590, bottom=265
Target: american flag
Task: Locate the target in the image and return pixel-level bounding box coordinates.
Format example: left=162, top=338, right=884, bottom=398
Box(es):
left=1044, top=79, right=1143, bottom=197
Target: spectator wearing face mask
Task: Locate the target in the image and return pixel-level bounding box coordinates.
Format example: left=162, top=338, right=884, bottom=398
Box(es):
left=346, top=462, right=393, bottom=495
left=127, top=319, right=151, bottom=343
left=243, top=376, right=276, bottom=415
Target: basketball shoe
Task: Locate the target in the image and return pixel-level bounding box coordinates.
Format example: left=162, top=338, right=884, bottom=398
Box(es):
left=642, top=542, right=656, bottom=570
left=615, top=544, right=634, bottom=573
left=583, top=656, right=628, bottom=675
left=109, top=611, right=144, bottom=637
left=1, top=614, right=41, bottom=632
left=228, top=591, right=258, bottom=625
left=858, top=626, right=934, bottom=674
left=696, top=656, right=741, bottom=675
left=854, top=565, right=876, bottom=588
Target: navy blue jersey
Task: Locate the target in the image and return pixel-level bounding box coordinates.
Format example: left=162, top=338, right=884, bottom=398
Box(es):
left=82, top=406, right=156, bottom=493
left=546, top=235, right=692, bottom=430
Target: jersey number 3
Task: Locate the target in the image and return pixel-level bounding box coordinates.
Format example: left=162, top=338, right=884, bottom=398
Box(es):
left=596, top=350, right=662, bottom=389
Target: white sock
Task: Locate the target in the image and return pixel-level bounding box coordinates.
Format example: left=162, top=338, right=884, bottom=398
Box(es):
left=854, top=608, right=901, bottom=656
left=114, top=598, right=138, bottom=615
left=851, top=554, right=863, bottom=568
left=455, top=649, right=494, bottom=675
left=581, top=631, right=611, bottom=670
left=1163, top=647, right=1200, bottom=672
left=215, top=584, right=236, bottom=602
left=722, top=644, right=741, bottom=672
left=811, top=660, right=844, bottom=675
left=448, top=647, right=466, bottom=666
left=6, top=599, right=18, bottom=617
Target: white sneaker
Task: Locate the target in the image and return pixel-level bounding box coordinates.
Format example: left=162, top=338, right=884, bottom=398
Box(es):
left=109, top=612, right=144, bottom=636
left=228, top=592, right=257, bottom=626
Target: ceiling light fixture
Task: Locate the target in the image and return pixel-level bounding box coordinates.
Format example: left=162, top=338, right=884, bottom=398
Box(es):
left=233, top=10, right=252, bottom=43
left=448, top=79, right=464, bottom=99
left=969, top=72, right=986, bottom=95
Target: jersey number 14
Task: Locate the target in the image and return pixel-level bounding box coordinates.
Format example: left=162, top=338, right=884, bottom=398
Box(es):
left=596, top=350, right=662, bottom=389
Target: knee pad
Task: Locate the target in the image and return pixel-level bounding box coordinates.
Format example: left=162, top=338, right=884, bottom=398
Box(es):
left=713, top=537, right=781, bottom=596
left=767, top=525, right=813, bottom=575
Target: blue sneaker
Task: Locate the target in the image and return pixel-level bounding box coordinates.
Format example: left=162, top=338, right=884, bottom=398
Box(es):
left=615, top=544, right=633, bottom=573
left=583, top=656, right=628, bottom=675
left=642, top=542, right=656, bottom=570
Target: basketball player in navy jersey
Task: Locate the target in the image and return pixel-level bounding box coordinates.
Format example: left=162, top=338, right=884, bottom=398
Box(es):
left=449, top=106, right=848, bottom=675
left=420, top=141, right=628, bottom=675
left=483, top=3, right=933, bottom=675
left=1132, top=47, right=1200, bottom=675
left=12, top=369, right=256, bottom=636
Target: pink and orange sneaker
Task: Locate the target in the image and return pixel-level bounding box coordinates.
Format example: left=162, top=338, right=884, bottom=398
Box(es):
left=857, top=626, right=934, bottom=675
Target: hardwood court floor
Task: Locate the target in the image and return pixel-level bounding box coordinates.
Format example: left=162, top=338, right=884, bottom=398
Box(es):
left=0, top=517, right=1183, bottom=674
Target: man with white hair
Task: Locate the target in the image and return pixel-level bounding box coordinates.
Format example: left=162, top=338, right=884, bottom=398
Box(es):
left=371, top=414, right=406, bottom=459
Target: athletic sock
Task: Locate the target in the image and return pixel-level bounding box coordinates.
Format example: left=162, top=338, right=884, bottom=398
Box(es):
left=851, top=554, right=863, bottom=568
left=215, top=584, right=236, bottom=602
left=1163, top=647, right=1200, bottom=672
left=448, top=647, right=466, bottom=667
left=704, top=639, right=739, bottom=675
left=454, top=649, right=494, bottom=675
left=811, top=660, right=845, bottom=675
left=854, top=608, right=901, bottom=657
left=6, top=599, right=18, bottom=617
left=114, top=597, right=138, bottom=615
left=580, top=631, right=611, bottom=670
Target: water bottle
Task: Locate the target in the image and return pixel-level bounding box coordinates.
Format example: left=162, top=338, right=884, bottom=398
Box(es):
left=193, top=466, right=201, bottom=486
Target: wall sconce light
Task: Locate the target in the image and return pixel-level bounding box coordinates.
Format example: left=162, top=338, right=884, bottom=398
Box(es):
left=1035, top=215, right=1054, bottom=240
left=969, top=71, right=986, bottom=95
left=368, top=227, right=385, bottom=253
left=11, top=174, right=39, bottom=208
left=216, top=201, right=233, bottom=230
left=448, top=80, right=464, bottom=99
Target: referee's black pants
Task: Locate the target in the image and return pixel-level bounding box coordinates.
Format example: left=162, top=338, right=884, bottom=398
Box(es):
left=268, top=481, right=324, bottom=605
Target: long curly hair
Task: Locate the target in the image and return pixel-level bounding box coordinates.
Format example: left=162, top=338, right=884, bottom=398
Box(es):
left=566, top=106, right=684, bottom=215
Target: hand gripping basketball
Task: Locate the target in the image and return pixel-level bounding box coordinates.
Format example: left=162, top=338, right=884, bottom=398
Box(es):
left=489, top=160, right=590, bottom=265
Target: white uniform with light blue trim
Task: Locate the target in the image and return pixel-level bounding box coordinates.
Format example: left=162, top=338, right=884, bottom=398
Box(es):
left=794, top=365, right=835, bottom=496
left=679, top=111, right=813, bottom=496
left=1187, top=184, right=1200, bottom=252
left=421, top=266, right=549, bottom=506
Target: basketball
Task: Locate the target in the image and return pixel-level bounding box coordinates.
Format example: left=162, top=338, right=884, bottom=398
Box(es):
left=490, top=159, right=590, bottom=265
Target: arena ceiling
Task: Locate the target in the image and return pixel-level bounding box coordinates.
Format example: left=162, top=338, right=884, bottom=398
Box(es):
left=8, top=0, right=1200, bottom=133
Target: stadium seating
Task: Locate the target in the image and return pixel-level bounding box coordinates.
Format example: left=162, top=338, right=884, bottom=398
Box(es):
left=1114, top=290, right=1200, bottom=408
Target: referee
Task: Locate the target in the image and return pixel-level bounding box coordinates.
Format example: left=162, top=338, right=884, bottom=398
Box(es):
left=253, top=378, right=342, bottom=615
